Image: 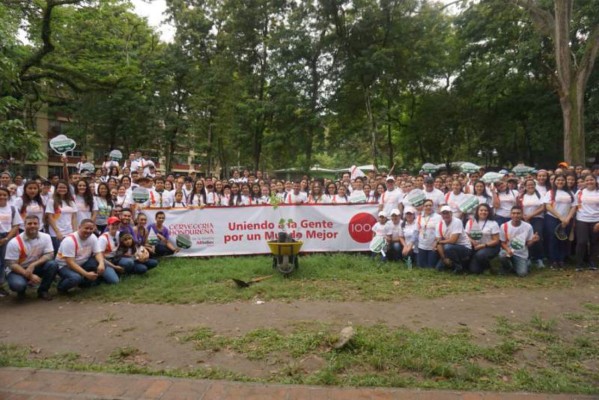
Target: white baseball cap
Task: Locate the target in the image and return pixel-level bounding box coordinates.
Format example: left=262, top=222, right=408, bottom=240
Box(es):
left=440, top=205, right=452, bottom=213
left=404, top=206, right=417, bottom=215
left=378, top=211, right=387, bottom=218
left=390, top=209, right=401, bottom=216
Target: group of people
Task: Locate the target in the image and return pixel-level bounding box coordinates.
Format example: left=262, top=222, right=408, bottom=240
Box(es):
left=0, top=152, right=598, bottom=300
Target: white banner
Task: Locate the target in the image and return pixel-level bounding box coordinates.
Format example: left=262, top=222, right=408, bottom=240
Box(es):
left=140, top=204, right=379, bottom=256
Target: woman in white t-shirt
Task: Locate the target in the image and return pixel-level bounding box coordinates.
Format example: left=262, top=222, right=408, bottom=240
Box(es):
left=46, top=180, right=78, bottom=254
left=574, top=174, right=599, bottom=271
left=398, top=206, right=419, bottom=263
left=416, top=199, right=441, bottom=268
left=493, top=180, right=519, bottom=227
left=465, top=204, right=500, bottom=274
left=519, top=178, right=545, bottom=267
left=543, top=174, right=576, bottom=268
left=0, top=187, right=23, bottom=295
left=73, top=180, right=98, bottom=227
left=13, top=181, right=45, bottom=232
left=444, top=180, right=467, bottom=220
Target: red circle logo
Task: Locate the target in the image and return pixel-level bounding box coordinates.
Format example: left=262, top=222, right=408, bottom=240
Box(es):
left=348, top=212, right=377, bottom=243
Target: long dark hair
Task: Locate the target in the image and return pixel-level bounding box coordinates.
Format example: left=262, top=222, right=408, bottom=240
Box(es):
left=473, top=180, right=491, bottom=201
left=75, top=179, right=95, bottom=211
left=95, top=182, right=114, bottom=207
left=549, top=173, right=574, bottom=203
left=52, top=180, right=74, bottom=208
left=20, top=181, right=44, bottom=213
left=473, top=203, right=494, bottom=222
left=189, top=179, right=206, bottom=205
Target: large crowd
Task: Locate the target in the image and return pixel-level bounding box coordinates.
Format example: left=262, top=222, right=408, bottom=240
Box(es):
left=0, top=150, right=598, bottom=301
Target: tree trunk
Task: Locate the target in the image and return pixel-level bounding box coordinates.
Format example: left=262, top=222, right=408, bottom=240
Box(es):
left=386, top=98, right=393, bottom=167
left=561, top=84, right=586, bottom=165
left=364, top=87, right=377, bottom=166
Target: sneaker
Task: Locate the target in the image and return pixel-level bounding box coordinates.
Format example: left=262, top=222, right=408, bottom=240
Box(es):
left=589, top=263, right=598, bottom=271
left=37, top=292, right=53, bottom=301
left=0, top=287, right=9, bottom=297
left=536, top=260, right=545, bottom=269
left=576, top=266, right=585, bottom=272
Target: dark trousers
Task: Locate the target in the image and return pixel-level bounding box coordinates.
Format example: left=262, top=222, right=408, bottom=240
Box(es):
left=575, top=220, right=599, bottom=267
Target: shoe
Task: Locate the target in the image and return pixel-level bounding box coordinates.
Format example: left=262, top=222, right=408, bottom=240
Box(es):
left=536, top=260, right=545, bottom=269
left=589, top=263, right=598, bottom=271
left=0, top=287, right=9, bottom=297
left=37, top=292, right=53, bottom=301
left=576, top=266, right=585, bottom=272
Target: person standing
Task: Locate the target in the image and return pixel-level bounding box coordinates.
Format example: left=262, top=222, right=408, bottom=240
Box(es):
left=574, top=175, right=599, bottom=271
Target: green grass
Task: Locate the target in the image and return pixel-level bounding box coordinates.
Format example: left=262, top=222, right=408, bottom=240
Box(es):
left=73, top=254, right=576, bottom=304
left=3, top=308, right=598, bottom=394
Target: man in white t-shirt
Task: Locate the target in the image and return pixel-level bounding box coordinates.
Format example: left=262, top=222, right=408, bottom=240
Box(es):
left=284, top=181, right=308, bottom=204
left=435, top=205, right=472, bottom=273
left=148, top=177, right=174, bottom=208
left=378, top=176, right=403, bottom=216
left=5, top=215, right=57, bottom=300
left=424, top=176, right=446, bottom=212
left=499, top=206, right=539, bottom=277
left=56, top=219, right=118, bottom=293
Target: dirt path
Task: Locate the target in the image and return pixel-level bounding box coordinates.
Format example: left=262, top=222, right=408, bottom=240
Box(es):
left=1, top=284, right=597, bottom=375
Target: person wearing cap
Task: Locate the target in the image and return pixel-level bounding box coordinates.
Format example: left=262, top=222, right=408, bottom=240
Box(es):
left=56, top=219, right=118, bottom=293
left=387, top=209, right=403, bottom=261
left=98, top=216, right=124, bottom=280
left=434, top=205, right=472, bottom=273
left=371, top=211, right=391, bottom=261
left=4, top=215, right=57, bottom=300
left=498, top=206, right=539, bottom=277
left=398, top=206, right=418, bottom=263
left=416, top=199, right=441, bottom=268
left=423, top=176, right=446, bottom=213
left=378, top=176, right=403, bottom=217
left=466, top=204, right=500, bottom=274
left=492, top=179, right=519, bottom=226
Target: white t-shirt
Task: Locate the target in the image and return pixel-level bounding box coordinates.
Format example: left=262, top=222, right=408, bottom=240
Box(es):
left=57, top=232, right=101, bottom=267
left=399, top=220, right=419, bottom=247
left=349, top=189, right=367, bottom=204
left=575, top=189, right=599, bottom=223
left=424, top=188, right=446, bottom=211
left=4, top=231, right=53, bottom=272
left=284, top=192, right=308, bottom=204
left=379, top=189, right=403, bottom=216
left=389, top=221, right=402, bottom=240
left=543, top=190, right=576, bottom=219
left=435, top=217, right=471, bottom=249
left=149, top=190, right=173, bottom=208
left=372, top=221, right=392, bottom=237
left=98, top=231, right=119, bottom=259
left=521, top=193, right=544, bottom=219
left=417, top=213, right=441, bottom=251
left=46, top=198, right=77, bottom=237
left=499, top=221, right=534, bottom=259
left=496, top=190, right=519, bottom=218
left=74, top=195, right=99, bottom=225
left=0, top=204, right=23, bottom=233
left=465, top=218, right=500, bottom=245
left=535, top=183, right=549, bottom=197
left=12, top=198, right=45, bottom=230
left=330, top=194, right=349, bottom=204
left=444, top=191, right=467, bottom=218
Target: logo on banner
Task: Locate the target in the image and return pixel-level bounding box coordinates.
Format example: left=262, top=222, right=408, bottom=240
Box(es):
left=348, top=212, right=377, bottom=243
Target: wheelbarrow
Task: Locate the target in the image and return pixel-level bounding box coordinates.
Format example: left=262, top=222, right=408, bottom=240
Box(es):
left=267, top=234, right=303, bottom=276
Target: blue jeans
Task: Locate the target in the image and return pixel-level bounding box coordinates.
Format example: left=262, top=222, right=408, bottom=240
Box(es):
left=0, top=232, right=7, bottom=284
left=117, top=257, right=148, bottom=275
left=499, top=254, right=529, bottom=277
left=544, top=215, right=571, bottom=263
left=7, top=260, right=58, bottom=294
left=417, top=249, right=438, bottom=268
left=436, top=244, right=471, bottom=271
left=57, top=258, right=119, bottom=291
left=528, top=217, right=544, bottom=261
left=469, top=246, right=500, bottom=274
left=387, top=242, right=403, bottom=261
left=154, top=243, right=174, bottom=257
left=51, top=236, right=63, bottom=256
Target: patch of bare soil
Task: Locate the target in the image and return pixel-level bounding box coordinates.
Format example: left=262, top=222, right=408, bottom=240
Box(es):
left=0, top=280, right=597, bottom=378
